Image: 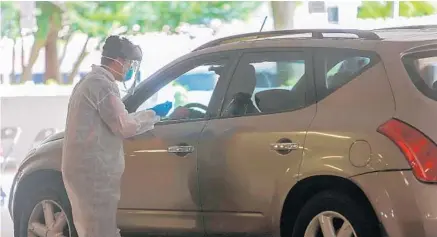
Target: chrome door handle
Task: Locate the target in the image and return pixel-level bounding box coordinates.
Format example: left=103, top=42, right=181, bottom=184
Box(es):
left=270, top=143, right=299, bottom=151
left=167, top=146, right=195, bottom=154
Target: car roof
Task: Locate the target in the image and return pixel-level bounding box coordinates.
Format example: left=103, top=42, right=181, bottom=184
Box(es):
left=146, top=27, right=436, bottom=82
left=375, top=28, right=437, bottom=42
left=189, top=27, right=437, bottom=57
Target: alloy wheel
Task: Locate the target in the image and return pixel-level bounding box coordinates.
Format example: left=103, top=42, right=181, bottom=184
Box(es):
left=304, top=211, right=357, bottom=237
left=27, top=200, right=72, bottom=237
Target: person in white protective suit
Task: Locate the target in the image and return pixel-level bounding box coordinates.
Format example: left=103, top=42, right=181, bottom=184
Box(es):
left=62, top=35, right=172, bottom=237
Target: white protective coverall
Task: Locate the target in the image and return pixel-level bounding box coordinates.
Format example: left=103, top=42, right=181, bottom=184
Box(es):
left=62, top=65, right=160, bottom=237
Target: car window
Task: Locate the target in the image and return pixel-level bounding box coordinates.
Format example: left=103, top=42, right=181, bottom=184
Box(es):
left=316, top=49, right=378, bottom=101
left=136, top=59, right=228, bottom=122
left=221, top=51, right=308, bottom=118
left=403, top=49, right=437, bottom=101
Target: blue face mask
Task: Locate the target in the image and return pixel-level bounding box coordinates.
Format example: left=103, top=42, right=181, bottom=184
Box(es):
left=124, top=68, right=134, bottom=81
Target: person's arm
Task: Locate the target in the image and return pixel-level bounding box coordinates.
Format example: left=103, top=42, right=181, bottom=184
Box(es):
left=96, top=80, right=160, bottom=138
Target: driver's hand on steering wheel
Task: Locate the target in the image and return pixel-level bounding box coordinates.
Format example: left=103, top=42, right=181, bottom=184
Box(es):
left=169, top=106, right=191, bottom=120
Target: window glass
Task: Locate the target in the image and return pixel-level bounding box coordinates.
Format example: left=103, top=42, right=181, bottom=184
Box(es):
left=325, top=56, right=371, bottom=89
left=317, top=50, right=375, bottom=101
left=221, top=52, right=307, bottom=117
left=136, top=60, right=228, bottom=121
left=403, top=50, right=437, bottom=101
left=413, top=56, right=437, bottom=89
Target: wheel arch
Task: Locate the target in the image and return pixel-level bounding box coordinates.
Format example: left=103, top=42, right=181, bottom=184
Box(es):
left=279, top=175, right=381, bottom=237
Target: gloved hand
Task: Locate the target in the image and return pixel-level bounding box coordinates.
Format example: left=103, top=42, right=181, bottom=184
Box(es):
left=148, top=101, right=173, bottom=117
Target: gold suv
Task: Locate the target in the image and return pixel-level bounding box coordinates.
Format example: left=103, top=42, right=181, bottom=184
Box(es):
left=9, top=27, right=437, bottom=237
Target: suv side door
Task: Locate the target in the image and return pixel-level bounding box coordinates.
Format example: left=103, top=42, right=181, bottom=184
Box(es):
left=197, top=49, right=317, bottom=235
left=118, top=51, right=239, bottom=234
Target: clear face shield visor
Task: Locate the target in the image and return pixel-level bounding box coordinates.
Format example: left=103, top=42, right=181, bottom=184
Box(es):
left=124, top=60, right=140, bottom=82
left=122, top=45, right=142, bottom=94
left=121, top=60, right=140, bottom=94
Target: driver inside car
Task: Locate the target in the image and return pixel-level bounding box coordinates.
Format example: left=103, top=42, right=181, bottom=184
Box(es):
left=166, top=65, right=225, bottom=120
left=168, top=106, right=205, bottom=120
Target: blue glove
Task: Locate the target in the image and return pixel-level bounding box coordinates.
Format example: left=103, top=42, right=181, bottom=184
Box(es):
left=149, top=101, right=173, bottom=117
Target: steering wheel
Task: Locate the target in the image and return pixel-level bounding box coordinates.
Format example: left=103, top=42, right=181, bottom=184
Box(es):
left=183, top=103, right=208, bottom=112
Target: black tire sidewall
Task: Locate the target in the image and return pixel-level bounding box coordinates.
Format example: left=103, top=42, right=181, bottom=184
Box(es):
left=18, top=181, right=77, bottom=237
left=292, top=191, right=380, bottom=237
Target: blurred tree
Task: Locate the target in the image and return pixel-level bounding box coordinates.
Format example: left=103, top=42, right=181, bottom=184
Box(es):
left=63, top=1, right=261, bottom=83
left=20, top=1, right=63, bottom=83
left=0, top=2, right=20, bottom=83
left=58, top=27, right=73, bottom=66
left=130, top=1, right=260, bottom=33
left=358, top=1, right=437, bottom=19
left=63, top=1, right=136, bottom=83
left=270, top=1, right=299, bottom=30
left=44, top=2, right=63, bottom=84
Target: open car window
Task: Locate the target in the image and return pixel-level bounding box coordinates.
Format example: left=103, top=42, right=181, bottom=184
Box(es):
left=220, top=51, right=311, bottom=118
left=136, top=60, right=229, bottom=122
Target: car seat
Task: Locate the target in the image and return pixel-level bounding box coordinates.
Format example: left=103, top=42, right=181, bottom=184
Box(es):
left=421, top=65, right=436, bottom=89
left=255, top=88, right=305, bottom=113
left=222, top=64, right=260, bottom=117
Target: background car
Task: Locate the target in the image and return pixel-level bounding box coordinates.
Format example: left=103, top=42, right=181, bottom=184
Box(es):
left=8, top=27, right=437, bottom=237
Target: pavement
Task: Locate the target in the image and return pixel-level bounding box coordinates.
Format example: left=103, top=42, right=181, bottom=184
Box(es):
left=1, top=170, right=16, bottom=237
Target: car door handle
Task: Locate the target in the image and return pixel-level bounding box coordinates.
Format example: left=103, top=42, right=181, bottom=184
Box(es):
left=270, top=142, right=299, bottom=152
left=167, top=146, right=195, bottom=154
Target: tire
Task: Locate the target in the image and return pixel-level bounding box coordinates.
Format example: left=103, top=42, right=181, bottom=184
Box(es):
left=292, top=191, right=381, bottom=237
left=17, top=178, right=77, bottom=237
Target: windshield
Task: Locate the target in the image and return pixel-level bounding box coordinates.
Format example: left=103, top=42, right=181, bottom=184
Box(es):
left=403, top=50, right=437, bottom=100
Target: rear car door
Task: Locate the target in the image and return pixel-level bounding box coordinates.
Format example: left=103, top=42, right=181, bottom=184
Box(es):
left=197, top=49, right=317, bottom=235
left=118, top=52, right=238, bottom=235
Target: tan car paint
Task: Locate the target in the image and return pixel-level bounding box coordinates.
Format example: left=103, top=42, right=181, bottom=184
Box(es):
left=300, top=61, right=410, bottom=181
left=9, top=32, right=437, bottom=237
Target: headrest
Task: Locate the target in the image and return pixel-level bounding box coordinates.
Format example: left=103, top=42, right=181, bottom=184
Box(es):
left=421, top=65, right=436, bottom=87
left=255, top=89, right=301, bottom=113
left=228, top=64, right=257, bottom=96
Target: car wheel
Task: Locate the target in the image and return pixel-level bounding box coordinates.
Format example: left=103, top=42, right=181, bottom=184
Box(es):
left=18, top=179, right=77, bottom=237
left=292, top=191, right=380, bottom=237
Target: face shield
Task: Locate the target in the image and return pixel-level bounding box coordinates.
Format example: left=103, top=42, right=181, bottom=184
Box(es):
left=120, top=44, right=143, bottom=94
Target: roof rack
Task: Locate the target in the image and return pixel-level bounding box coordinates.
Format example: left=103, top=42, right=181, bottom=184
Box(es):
left=375, top=25, right=437, bottom=30
left=193, top=29, right=381, bottom=52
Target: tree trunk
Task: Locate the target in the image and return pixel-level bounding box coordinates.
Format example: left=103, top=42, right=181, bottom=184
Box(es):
left=59, top=33, right=72, bottom=66
left=67, top=37, right=90, bottom=84
left=21, top=39, right=45, bottom=83
left=44, top=27, right=61, bottom=84
left=9, top=39, right=16, bottom=84
left=270, top=1, right=297, bottom=30
left=21, top=35, right=25, bottom=74
left=270, top=2, right=298, bottom=85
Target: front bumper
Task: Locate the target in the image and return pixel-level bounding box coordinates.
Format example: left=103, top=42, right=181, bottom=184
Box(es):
left=352, top=170, right=437, bottom=237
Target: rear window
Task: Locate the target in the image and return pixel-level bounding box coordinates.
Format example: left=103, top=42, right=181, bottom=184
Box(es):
left=315, top=49, right=379, bottom=102
left=403, top=50, right=437, bottom=101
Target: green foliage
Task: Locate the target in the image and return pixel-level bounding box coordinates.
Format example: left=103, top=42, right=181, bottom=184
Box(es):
left=2, top=1, right=261, bottom=41
left=400, top=1, right=437, bottom=16
left=126, top=1, right=261, bottom=33
left=1, top=1, right=262, bottom=83
left=358, top=1, right=437, bottom=19
left=0, top=2, right=20, bottom=39
left=35, top=2, right=62, bottom=41
left=64, top=1, right=133, bottom=38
